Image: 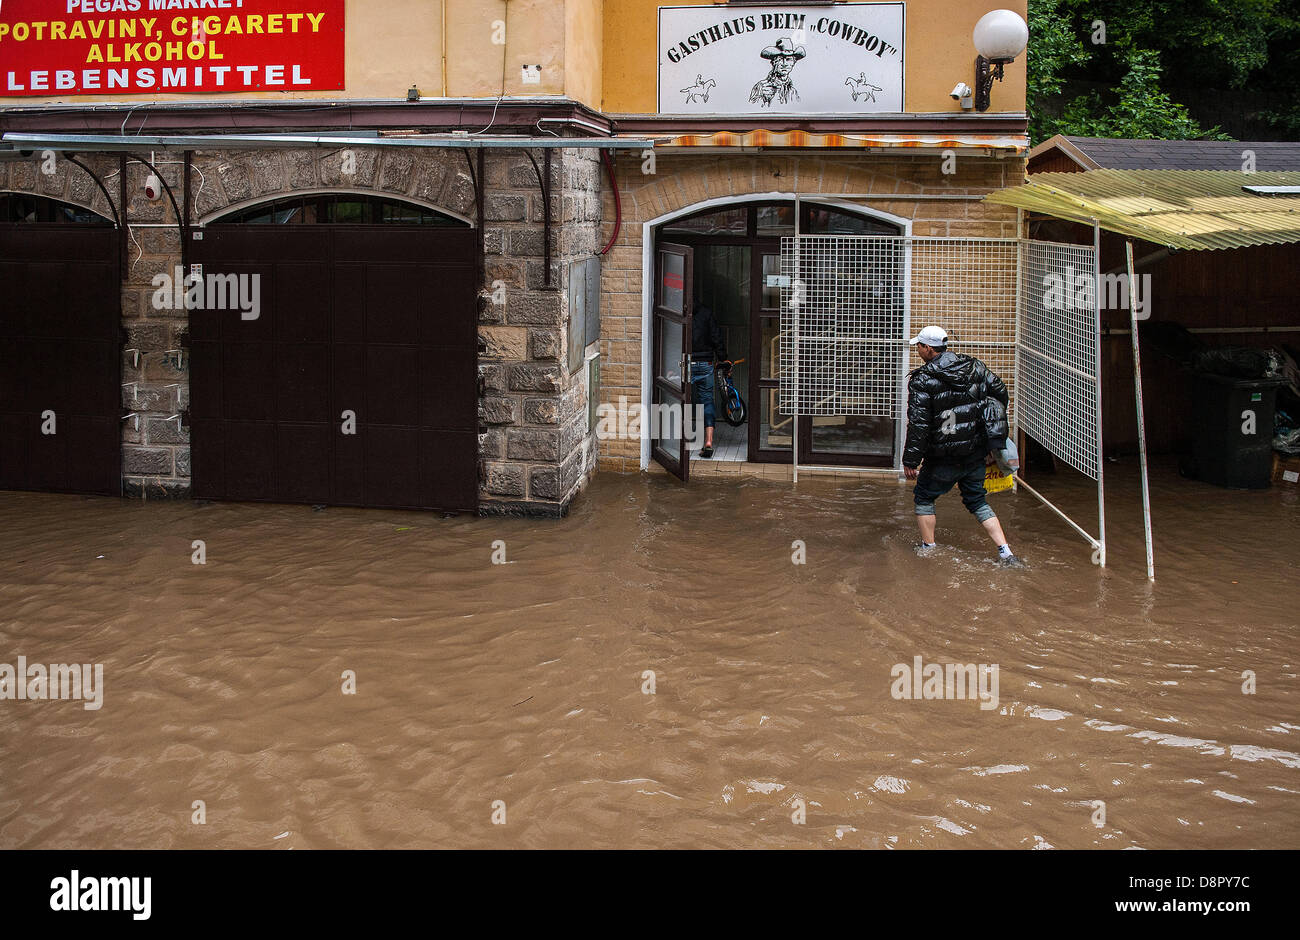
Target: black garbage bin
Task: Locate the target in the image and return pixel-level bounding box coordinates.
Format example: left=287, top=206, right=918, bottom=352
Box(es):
left=1187, top=373, right=1287, bottom=488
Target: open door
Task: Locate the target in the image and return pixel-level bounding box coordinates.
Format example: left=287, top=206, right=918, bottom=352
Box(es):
left=651, top=242, right=693, bottom=480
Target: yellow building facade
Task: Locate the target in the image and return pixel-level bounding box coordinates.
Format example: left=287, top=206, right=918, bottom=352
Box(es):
left=0, top=1, right=1029, bottom=511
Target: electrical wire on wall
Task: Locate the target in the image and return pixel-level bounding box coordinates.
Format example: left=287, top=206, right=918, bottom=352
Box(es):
left=152, top=157, right=206, bottom=221
left=114, top=150, right=197, bottom=273
left=470, top=0, right=510, bottom=136
left=126, top=213, right=143, bottom=274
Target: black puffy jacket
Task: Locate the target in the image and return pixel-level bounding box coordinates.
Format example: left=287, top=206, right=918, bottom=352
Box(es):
left=692, top=305, right=727, bottom=364
left=903, top=351, right=1009, bottom=468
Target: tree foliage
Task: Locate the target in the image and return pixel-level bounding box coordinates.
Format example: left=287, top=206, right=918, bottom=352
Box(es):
left=1027, top=0, right=1300, bottom=143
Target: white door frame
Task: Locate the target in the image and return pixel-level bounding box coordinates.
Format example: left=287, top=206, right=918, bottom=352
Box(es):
left=639, top=193, right=912, bottom=469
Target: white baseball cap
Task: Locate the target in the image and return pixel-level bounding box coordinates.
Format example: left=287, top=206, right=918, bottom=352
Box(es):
left=909, top=325, right=948, bottom=347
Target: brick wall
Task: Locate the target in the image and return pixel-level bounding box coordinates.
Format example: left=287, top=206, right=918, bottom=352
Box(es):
left=594, top=151, right=1027, bottom=471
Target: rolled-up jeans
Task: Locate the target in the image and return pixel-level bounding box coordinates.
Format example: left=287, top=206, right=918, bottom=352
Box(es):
left=689, top=361, right=716, bottom=430
left=913, top=451, right=996, bottom=523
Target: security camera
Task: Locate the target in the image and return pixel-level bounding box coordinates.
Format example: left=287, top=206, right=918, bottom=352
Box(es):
left=144, top=173, right=161, bottom=200
left=950, top=82, right=973, bottom=100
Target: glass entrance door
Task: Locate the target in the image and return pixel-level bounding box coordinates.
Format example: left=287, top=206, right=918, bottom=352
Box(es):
left=651, top=242, right=692, bottom=480
left=752, top=246, right=793, bottom=462
left=654, top=202, right=904, bottom=469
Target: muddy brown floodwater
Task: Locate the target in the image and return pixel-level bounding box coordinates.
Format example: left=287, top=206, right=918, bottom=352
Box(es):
left=0, top=460, right=1297, bottom=849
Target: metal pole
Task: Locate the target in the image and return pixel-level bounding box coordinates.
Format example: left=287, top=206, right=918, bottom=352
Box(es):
left=1014, top=476, right=1103, bottom=549
left=1126, top=240, right=1156, bottom=581
left=896, top=236, right=912, bottom=473
left=793, top=193, right=801, bottom=484
left=119, top=153, right=128, bottom=271
left=1094, top=220, right=1106, bottom=567
left=542, top=147, right=552, bottom=286
left=1012, top=213, right=1023, bottom=492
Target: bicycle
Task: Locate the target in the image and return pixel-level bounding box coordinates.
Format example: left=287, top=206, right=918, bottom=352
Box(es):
left=715, top=359, right=748, bottom=427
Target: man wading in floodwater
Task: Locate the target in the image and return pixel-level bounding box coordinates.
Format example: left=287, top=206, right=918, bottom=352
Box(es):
left=902, top=325, right=1024, bottom=567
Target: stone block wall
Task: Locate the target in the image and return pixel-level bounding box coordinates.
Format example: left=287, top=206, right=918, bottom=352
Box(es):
left=476, top=146, right=602, bottom=516
left=594, top=151, right=1028, bottom=472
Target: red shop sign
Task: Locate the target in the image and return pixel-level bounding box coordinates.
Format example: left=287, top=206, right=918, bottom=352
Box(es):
left=0, top=1, right=345, bottom=97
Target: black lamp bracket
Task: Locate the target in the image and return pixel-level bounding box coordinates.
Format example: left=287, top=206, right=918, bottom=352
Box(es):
left=974, top=55, right=1008, bottom=112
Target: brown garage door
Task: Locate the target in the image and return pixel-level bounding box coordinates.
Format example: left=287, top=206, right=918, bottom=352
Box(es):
left=189, top=223, right=478, bottom=512
left=0, top=214, right=122, bottom=497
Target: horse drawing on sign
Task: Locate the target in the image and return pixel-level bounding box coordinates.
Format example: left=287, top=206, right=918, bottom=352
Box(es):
left=681, top=75, right=717, bottom=104
left=845, top=74, right=884, bottom=103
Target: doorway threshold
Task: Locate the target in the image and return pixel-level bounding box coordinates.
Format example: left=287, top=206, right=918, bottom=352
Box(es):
left=687, top=460, right=904, bottom=482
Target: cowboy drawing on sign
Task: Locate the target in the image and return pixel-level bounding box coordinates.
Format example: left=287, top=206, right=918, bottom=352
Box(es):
left=749, top=37, right=804, bottom=107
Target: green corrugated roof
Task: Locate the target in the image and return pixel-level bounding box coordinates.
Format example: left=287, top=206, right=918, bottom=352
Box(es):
left=985, top=169, right=1300, bottom=250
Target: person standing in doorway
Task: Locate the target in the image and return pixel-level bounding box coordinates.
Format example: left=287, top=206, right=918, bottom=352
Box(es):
left=691, top=303, right=727, bottom=458
left=902, top=325, right=1024, bottom=567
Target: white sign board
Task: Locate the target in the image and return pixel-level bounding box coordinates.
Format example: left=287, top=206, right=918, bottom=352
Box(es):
left=658, top=3, right=905, bottom=115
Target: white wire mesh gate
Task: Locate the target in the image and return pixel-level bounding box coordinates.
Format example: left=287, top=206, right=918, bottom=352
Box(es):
left=777, top=236, right=908, bottom=418
left=1013, top=237, right=1105, bottom=561
left=1016, top=240, right=1101, bottom=480
left=777, top=232, right=1104, bottom=562
left=778, top=235, right=1021, bottom=449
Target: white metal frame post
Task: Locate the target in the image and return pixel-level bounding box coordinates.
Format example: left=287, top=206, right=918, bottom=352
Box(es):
left=1012, top=218, right=1023, bottom=492
left=792, top=194, right=801, bottom=483
left=1126, top=240, right=1157, bottom=580
left=1094, top=221, right=1107, bottom=567
left=897, top=236, right=914, bottom=474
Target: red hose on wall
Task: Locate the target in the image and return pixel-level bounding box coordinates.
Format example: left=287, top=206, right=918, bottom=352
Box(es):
left=599, top=148, right=622, bottom=256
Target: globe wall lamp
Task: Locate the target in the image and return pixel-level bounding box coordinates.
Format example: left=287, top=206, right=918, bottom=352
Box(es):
left=972, top=9, right=1029, bottom=112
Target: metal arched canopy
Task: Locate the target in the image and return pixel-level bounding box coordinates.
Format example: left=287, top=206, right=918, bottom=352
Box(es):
left=3, top=131, right=659, bottom=290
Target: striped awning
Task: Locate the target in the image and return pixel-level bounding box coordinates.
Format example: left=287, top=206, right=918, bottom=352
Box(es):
left=986, top=169, right=1300, bottom=250
left=650, top=130, right=1027, bottom=152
